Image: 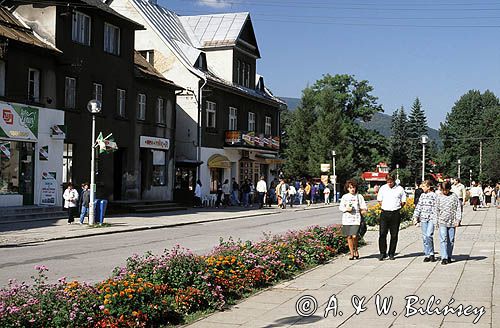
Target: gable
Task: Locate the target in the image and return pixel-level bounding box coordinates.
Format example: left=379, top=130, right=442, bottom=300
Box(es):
left=236, top=17, right=259, bottom=58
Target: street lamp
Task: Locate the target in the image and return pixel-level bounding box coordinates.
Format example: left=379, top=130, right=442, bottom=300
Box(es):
left=469, top=169, right=473, bottom=187
left=457, top=159, right=461, bottom=179
left=421, top=135, right=428, bottom=183
left=331, top=150, right=336, bottom=202
left=396, top=164, right=400, bottom=181
left=87, top=99, right=102, bottom=225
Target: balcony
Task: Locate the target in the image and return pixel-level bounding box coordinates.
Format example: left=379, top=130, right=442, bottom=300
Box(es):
left=224, top=130, right=280, bottom=152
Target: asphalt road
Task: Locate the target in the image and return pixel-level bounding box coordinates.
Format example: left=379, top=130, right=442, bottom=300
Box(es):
left=0, top=206, right=342, bottom=287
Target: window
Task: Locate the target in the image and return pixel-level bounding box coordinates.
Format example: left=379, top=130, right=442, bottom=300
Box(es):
left=152, top=150, right=166, bottom=186
left=265, top=116, right=272, bottom=135
left=236, top=60, right=241, bottom=85
left=139, top=50, right=154, bottom=65
left=72, top=11, right=91, bottom=45
left=0, top=60, right=5, bottom=97
left=229, top=107, right=237, bottom=130
left=104, top=22, right=120, bottom=55
left=137, top=93, right=146, bottom=120
left=245, top=63, right=251, bottom=87
left=210, top=168, right=223, bottom=194
left=62, top=143, right=73, bottom=183
left=64, top=77, right=76, bottom=108
left=117, top=89, right=126, bottom=117
left=28, top=68, right=40, bottom=102
left=206, top=101, right=216, bottom=128
left=93, top=83, right=102, bottom=103
left=241, top=62, right=246, bottom=86
left=248, top=112, right=255, bottom=132
left=166, top=99, right=173, bottom=128
left=156, top=97, right=165, bottom=124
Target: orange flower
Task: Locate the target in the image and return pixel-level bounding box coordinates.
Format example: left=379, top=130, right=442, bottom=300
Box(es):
left=103, top=308, right=110, bottom=315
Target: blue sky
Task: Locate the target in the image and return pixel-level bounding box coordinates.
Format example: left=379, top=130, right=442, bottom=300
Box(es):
left=161, top=0, right=500, bottom=129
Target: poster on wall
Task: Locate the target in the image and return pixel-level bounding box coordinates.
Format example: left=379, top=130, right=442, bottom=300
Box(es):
left=0, top=102, right=39, bottom=140
left=40, top=171, right=57, bottom=206
left=0, top=142, right=10, bottom=159
left=39, top=145, right=49, bottom=161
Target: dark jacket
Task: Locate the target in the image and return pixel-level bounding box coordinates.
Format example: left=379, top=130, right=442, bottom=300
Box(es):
left=81, top=189, right=90, bottom=207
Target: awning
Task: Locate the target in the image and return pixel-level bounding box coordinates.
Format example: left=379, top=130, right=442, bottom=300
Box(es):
left=207, top=154, right=231, bottom=168
left=255, top=153, right=285, bottom=165
left=175, top=159, right=203, bottom=167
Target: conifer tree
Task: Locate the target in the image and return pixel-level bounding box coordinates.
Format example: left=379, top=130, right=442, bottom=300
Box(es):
left=390, top=106, right=409, bottom=171
left=407, top=98, right=428, bottom=182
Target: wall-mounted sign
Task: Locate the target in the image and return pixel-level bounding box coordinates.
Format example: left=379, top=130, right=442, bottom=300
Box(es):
left=224, top=131, right=280, bottom=151
left=40, top=171, right=57, bottom=206
left=0, top=102, right=38, bottom=141
left=50, top=125, right=66, bottom=139
left=0, top=142, right=10, bottom=159
left=39, top=145, right=49, bottom=161
left=140, top=136, right=170, bottom=150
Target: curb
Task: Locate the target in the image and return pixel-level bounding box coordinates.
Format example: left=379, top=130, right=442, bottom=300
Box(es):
left=0, top=204, right=338, bottom=248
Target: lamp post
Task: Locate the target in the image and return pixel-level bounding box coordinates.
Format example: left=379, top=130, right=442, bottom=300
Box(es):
left=396, top=164, right=399, bottom=181
left=87, top=99, right=102, bottom=225
left=331, top=150, right=336, bottom=202
left=469, top=169, right=473, bottom=187
left=457, top=159, right=461, bottom=179
left=421, top=135, right=428, bottom=183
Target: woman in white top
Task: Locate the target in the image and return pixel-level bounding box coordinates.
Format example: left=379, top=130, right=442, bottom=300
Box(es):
left=63, top=182, right=79, bottom=224
left=339, top=179, right=367, bottom=260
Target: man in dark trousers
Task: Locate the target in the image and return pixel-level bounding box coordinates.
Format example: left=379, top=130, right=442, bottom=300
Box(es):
left=79, top=183, right=90, bottom=224
left=377, top=174, right=407, bottom=260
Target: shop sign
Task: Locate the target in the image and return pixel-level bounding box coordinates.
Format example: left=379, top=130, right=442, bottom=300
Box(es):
left=40, top=172, right=57, bottom=206
left=320, top=163, right=331, bottom=172
left=0, top=102, right=38, bottom=141
left=140, top=136, right=170, bottom=150
left=224, top=131, right=280, bottom=151
left=39, top=145, right=49, bottom=161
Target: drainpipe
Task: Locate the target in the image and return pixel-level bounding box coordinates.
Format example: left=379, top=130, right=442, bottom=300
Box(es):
left=197, top=77, right=207, bottom=180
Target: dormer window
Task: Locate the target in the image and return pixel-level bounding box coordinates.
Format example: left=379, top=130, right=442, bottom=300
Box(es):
left=195, top=53, right=207, bottom=71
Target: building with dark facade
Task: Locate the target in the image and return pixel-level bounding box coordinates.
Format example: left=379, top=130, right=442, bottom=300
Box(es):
left=0, top=7, right=65, bottom=207
left=110, top=0, right=285, bottom=200
left=10, top=0, right=181, bottom=202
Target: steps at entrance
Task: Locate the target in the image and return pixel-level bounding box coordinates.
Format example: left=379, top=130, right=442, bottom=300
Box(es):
left=108, top=200, right=187, bottom=214
left=0, top=206, right=67, bottom=224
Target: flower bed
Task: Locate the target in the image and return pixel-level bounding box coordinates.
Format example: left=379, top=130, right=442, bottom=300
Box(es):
left=0, top=225, right=348, bottom=327
left=364, top=197, right=415, bottom=226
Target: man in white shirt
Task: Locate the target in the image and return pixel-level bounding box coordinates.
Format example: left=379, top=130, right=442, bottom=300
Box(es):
left=451, top=178, right=466, bottom=221
left=377, top=174, right=407, bottom=260
left=256, top=176, right=267, bottom=209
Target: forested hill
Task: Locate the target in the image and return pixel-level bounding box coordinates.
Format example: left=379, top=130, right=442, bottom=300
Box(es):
left=280, top=97, right=441, bottom=143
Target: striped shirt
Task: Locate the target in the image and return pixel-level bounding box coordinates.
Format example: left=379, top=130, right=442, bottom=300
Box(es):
left=412, top=191, right=437, bottom=223
left=436, top=193, right=462, bottom=227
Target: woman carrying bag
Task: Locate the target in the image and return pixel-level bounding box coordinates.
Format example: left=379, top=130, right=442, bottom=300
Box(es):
left=339, top=179, right=367, bottom=260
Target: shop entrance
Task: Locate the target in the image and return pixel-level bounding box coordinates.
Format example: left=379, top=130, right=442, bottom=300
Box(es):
left=0, top=140, right=35, bottom=205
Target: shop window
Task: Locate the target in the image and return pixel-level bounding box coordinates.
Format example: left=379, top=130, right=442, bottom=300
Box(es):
left=72, top=11, right=91, bottom=45
left=93, top=83, right=102, bottom=104
left=152, top=150, right=166, bottom=186
left=65, top=77, right=76, bottom=109
left=63, top=143, right=73, bottom=183
left=28, top=68, right=40, bottom=102
left=137, top=93, right=146, bottom=120
left=206, top=101, right=216, bottom=128
left=229, top=107, right=237, bottom=130
left=117, top=89, right=126, bottom=117
left=210, top=167, right=223, bottom=193
left=265, top=116, right=272, bottom=135
left=248, top=112, right=255, bottom=132
left=0, top=141, right=35, bottom=203
left=104, top=22, right=120, bottom=55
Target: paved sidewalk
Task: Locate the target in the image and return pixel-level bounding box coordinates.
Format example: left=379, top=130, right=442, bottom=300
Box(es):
left=0, top=203, right=332, bottom=247
left=187, top=205, right=498, bottom=328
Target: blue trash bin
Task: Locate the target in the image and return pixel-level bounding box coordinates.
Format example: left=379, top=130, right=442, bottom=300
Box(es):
left=98, top=199, right=108, bottom=224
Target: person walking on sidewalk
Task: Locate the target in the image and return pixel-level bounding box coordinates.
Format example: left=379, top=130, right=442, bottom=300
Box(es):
left=339, top=179, right=367, bottom=260
left=79, top=183, right=90, bottom=224
left=436, top=181, right=462, bottom=265
left=304, top=181, right=312, bottom=207
left=194, top=180, right=202, bottom=207
left=324, top=185, right=331, bottom=205
left=231, top=178, right=241, bottom=206
left=484, top=184, right=493, bottom=207
left=63, top=182, right=79, bottom=224
left=377, top=174, right=406, bottom=260
left=222, top=179, right=231, bottom=208
left=241, top=179, right=251, bottom=207
left=288, top=183, right=297, bottom=208
left=412, top=180, right=438, bottom=262
left=256, top=176, right=267, bottom=209
left=469, top=181, right=482, bottom=211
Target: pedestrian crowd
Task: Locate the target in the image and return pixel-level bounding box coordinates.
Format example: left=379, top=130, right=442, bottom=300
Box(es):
left=339, top=174, right=499, bottom=265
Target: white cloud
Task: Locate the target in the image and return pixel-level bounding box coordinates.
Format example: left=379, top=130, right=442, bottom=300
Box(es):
left=197, top=0, right=232, bottom=8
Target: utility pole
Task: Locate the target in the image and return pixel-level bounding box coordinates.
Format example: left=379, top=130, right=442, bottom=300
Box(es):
left=479, top=140, right=483, bottom=178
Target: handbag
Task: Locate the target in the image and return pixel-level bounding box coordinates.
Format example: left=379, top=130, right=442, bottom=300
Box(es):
left=357, top=194, right=368, bottom=238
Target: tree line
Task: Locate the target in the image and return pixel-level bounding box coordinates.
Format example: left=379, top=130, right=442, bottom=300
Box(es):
left=281, top=74, right=500, bottom=186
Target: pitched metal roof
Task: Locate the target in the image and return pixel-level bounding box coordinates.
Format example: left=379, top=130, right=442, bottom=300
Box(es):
left=0, top=7, right=59, bottom=52
left=79, top=0, right=144, bottom=28
left=179, top=12, right=249, bottom=48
